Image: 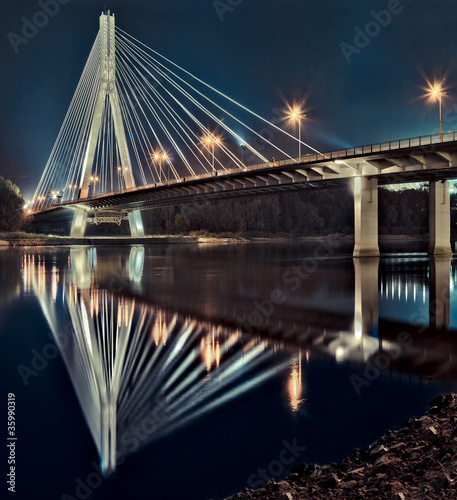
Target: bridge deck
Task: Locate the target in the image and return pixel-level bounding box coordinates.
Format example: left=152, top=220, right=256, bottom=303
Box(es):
left=33, top=131, right=457, bottom=219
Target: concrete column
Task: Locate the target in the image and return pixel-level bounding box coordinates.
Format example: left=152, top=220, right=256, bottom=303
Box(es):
left=353, top=257, right=379, bottom=339
left=128, top=210, right=145, bottom=238
left=429, top=256, right=451, bottom=330
left=428, top=180, right=452, bottom=255
left=70, top=208, right=88, bottom=238
left=353, top=177, right=379, bottom=257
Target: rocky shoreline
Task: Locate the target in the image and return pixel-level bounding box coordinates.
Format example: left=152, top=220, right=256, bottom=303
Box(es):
left=226, top=394, right=457, bottom=499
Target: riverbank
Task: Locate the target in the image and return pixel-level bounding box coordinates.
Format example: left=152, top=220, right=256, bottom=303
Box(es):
left=0, top=233, right=198, bottom=246
left=225, top=394, right=457, bottom=499
left=0, top=232, right=433, bottom=247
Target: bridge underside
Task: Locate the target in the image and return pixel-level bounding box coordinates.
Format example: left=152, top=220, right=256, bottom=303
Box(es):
left=33, top=139, right=457, bottom=255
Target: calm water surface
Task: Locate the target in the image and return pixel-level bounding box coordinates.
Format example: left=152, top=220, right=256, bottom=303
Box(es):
left=1, top=241, right=457, bottom=500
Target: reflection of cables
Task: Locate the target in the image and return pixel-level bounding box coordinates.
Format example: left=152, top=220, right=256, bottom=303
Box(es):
left=28, top=248, right=292, bottom=477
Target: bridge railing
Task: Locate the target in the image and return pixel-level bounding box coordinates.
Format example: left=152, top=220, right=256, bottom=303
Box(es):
left=233, top=131, right=457, bottom=175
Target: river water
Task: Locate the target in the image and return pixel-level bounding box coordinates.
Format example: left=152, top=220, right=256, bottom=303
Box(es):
left=1, top=240, right=457, bottom=500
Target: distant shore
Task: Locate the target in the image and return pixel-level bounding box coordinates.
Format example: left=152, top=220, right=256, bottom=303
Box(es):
left=0, top=232, right=433, bottom=247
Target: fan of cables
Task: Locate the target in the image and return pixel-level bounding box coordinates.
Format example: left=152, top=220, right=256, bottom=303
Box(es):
left=31, top=24, right=319, bottom=212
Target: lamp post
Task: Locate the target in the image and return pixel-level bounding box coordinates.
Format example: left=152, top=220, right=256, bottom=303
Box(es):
left=286, top=105, right=305, bottom=158
left=425, top=81, right=446, bottom=139
left=162, top=153, right=169, bottom=184
left=203, top=135, right=220, bottom=175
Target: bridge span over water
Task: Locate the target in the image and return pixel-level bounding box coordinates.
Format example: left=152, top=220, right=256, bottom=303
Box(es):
left=30, top=11, right=456, bottom=256
left=34, top=131, right=457, bottom=256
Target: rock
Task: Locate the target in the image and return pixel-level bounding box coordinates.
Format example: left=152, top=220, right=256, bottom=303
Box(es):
left=419, top=456, right=435, bottom=469
left=287, top=473, right=301, bottom=483
left=389, top=442, right=406, bottom=452
left=273, top=481, right=289, bottom=491
left=431, top=474, right=451, bottom=489
left=389, top=493, right=406, bottom=500
left=318, top=473, right=339, bottom=488
left=422, top=426, right=438, bottom=439
left=430, top=394, right=447, bottom=408
left=417, top=416, right=433, bottom=427
left=341, top=480, right=358, bottom=489
left=276, top=493, right=293, bottom=500
left=370, top=444, right=389, bottom=457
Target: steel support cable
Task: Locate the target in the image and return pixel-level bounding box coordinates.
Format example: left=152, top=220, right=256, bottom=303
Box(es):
left=33, top=38, right=100, bottom=209
left=116, top=57, right=159, bottom=184
left=116, top=57, right=183, bottom=178
left=117, top=48, right=208, bottom=177
left=116, top=46, right=213, bottom=175
left=33, top=35, right=100, bottom=209
left=59, top=47, right=101, bottom=200
left=115, top=36, right=265, bottom=167
left=117, top=28, right=322, bottom=157
left=117, top=54, right=194, bottom=179
left=116, top=62, right=156, bottom=184
left=116, top=33, right=298, bottom=164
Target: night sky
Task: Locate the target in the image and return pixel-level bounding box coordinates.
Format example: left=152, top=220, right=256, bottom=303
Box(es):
left=1, top=0, right=457, bottom=200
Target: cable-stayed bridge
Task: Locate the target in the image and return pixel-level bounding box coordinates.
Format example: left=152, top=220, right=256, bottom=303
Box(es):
left=31, top=11, right=457, bottom=256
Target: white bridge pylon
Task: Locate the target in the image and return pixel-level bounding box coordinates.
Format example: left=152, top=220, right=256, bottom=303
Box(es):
left=31, top=10, right=322, bottom=236
left=72, top=12, right=144, bottom=238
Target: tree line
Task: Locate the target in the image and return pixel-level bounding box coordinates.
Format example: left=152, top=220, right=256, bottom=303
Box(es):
left=137, top=184, right=457, bottom=238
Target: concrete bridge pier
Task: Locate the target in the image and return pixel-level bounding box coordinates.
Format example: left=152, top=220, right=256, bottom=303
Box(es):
left=128, top=210, right=145, bottom=238
left=353, top=177, right=380, bottom=258
left=70, top=208, right=88, bottom=238
left=428, top=180, right=452, bottom=256
left=70, top=208, right=145, bottom=238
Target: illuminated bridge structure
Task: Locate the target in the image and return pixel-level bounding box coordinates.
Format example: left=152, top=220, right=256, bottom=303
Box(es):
left=30, top=11, right=457, bottom=257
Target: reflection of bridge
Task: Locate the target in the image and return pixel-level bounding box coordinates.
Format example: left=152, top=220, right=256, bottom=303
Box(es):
left=30, top=12, right=456, bottom=256
left=20, top=245, right=457, bottom=475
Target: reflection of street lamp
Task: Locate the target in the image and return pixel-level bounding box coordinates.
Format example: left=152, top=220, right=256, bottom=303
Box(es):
left=288, top=349, right=303, bottom=413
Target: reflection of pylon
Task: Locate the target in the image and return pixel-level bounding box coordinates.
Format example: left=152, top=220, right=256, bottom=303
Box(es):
left=70, top=11, right=144, bottom=238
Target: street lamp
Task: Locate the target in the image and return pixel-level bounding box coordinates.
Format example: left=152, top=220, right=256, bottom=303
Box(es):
left=285, top=104, right=306, bottom=157
left=418, top=76, right=448, bottom=139
left=427, top=83, right=445, bottom=138
left=152, top=151, right=169, bottom=182
left=202, top=134, right=221, bottom=175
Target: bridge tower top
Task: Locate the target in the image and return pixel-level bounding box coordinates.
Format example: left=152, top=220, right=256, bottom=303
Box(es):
left=100, top=11, right=116, bottom=89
